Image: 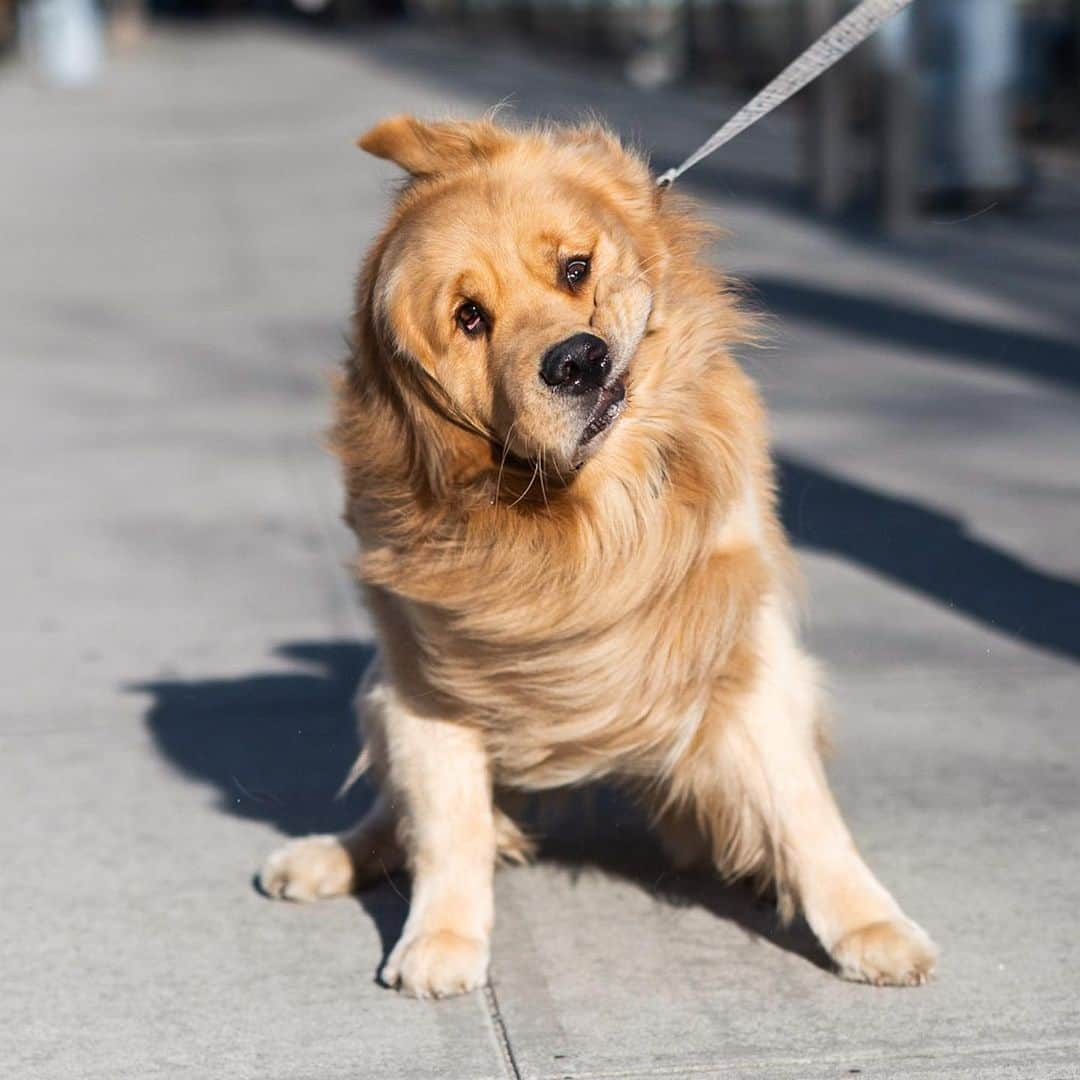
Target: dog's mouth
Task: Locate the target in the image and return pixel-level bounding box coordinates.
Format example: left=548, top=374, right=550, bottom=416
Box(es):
left=579, top=377, right=627, bottom=446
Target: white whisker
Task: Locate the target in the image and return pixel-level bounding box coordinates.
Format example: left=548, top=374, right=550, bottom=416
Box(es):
left=494, top=421, right=517, bottom=507
left=508, top=455, right=540, bottom=509
left=537, top=448, right=550, bottom=512
left=549, top=452, right=567, bottom=488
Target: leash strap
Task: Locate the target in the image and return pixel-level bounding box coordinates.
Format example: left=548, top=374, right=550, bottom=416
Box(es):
left=656, top=0, right=916, bottom=187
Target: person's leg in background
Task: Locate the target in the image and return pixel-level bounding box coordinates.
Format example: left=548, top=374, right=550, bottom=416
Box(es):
left=920, top=0, right=1028, bottom=209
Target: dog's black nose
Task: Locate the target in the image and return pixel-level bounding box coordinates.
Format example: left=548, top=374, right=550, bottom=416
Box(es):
left=540, top=333, right=610, bottom=394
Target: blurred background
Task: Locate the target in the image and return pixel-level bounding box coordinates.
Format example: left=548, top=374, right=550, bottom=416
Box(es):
left=2, top=2, right=1079, bottom=1078
left=4, top=0, right=1080, bottom=223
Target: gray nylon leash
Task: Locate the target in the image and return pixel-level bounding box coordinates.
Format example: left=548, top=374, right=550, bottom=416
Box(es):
left=656, top=0, right=916, bottom=188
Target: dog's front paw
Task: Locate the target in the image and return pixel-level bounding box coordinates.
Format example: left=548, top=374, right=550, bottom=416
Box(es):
left=832, top=918, right=938, bottom=987
left=258, top=835, right=354, bottom=902
left=382, top=930, right=489, bottom=999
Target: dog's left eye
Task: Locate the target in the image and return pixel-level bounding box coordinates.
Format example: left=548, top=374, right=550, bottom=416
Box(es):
left=564, top=258, right=590, bottom=288
left=456, top=301, right=486, bottom=336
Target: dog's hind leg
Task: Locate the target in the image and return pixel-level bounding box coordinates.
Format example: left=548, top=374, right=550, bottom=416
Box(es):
left=686, top=597, right=938, bottom=986
left=258, top=665, right=407, bottom=901
left=654, top=806, right=712, bottom=872
left=259, top=794, right=528, bottom=906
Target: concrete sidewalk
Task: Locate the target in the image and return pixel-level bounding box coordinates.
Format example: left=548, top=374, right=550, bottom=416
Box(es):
left=1, top=22, right=1078, bottom=1080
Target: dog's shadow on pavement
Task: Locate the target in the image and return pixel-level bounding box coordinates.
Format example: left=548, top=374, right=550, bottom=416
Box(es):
left=138, top=641, right=377, bottom=838
left=134, top=640, right=412, bottom=967
left=529, top=791, right=833, bottom=972
left=135, top=639, right=829, bottom=975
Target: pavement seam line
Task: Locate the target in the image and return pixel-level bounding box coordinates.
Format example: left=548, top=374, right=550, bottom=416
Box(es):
left=484, top=980, right=523, bottom=1080
left=526, top=1037, right=1080, bottom=1079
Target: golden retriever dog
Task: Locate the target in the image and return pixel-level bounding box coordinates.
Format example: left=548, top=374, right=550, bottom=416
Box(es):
left=259, top=115, right=938, bottom=998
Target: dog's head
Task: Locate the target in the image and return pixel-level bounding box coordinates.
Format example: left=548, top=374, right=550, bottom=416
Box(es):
left=356, top=115, right=671, bottom=477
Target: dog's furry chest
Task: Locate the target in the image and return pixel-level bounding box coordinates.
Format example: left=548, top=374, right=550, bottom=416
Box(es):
left=374, top=536, right=769, bottom=790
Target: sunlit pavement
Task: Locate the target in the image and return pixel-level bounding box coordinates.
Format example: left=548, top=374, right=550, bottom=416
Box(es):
left=2, top=22, right=1078, bottom=1079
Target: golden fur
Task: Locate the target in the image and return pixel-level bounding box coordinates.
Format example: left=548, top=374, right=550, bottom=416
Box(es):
left=259, top=115, right=937, bottom=998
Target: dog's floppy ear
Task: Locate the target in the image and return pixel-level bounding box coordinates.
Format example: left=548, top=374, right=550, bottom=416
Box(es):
left=356, top=115, right=509, bottom=179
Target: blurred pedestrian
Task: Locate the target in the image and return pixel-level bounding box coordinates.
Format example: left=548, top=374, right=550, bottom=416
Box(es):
left=2, top=0, right=17, bottom=51
left=20, top=0, right=104, bottom=85
left=920, top=0, right=1029, bottom=209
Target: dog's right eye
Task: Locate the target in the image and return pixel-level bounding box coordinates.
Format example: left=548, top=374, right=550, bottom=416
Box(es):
left=564, top=257, right=590, bottom=288
left=456, top=301, right=485, bottom=336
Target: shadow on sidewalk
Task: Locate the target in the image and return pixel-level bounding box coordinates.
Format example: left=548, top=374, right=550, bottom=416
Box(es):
left=134, top=639, right=413, bottom=970
left=778, top=455, right=1080, bottom=661
left=137, top=641, right=376, bottom=838
left=757, top=277, right=1080, bottom=392
left=533, top=789, right=831, bottom=972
